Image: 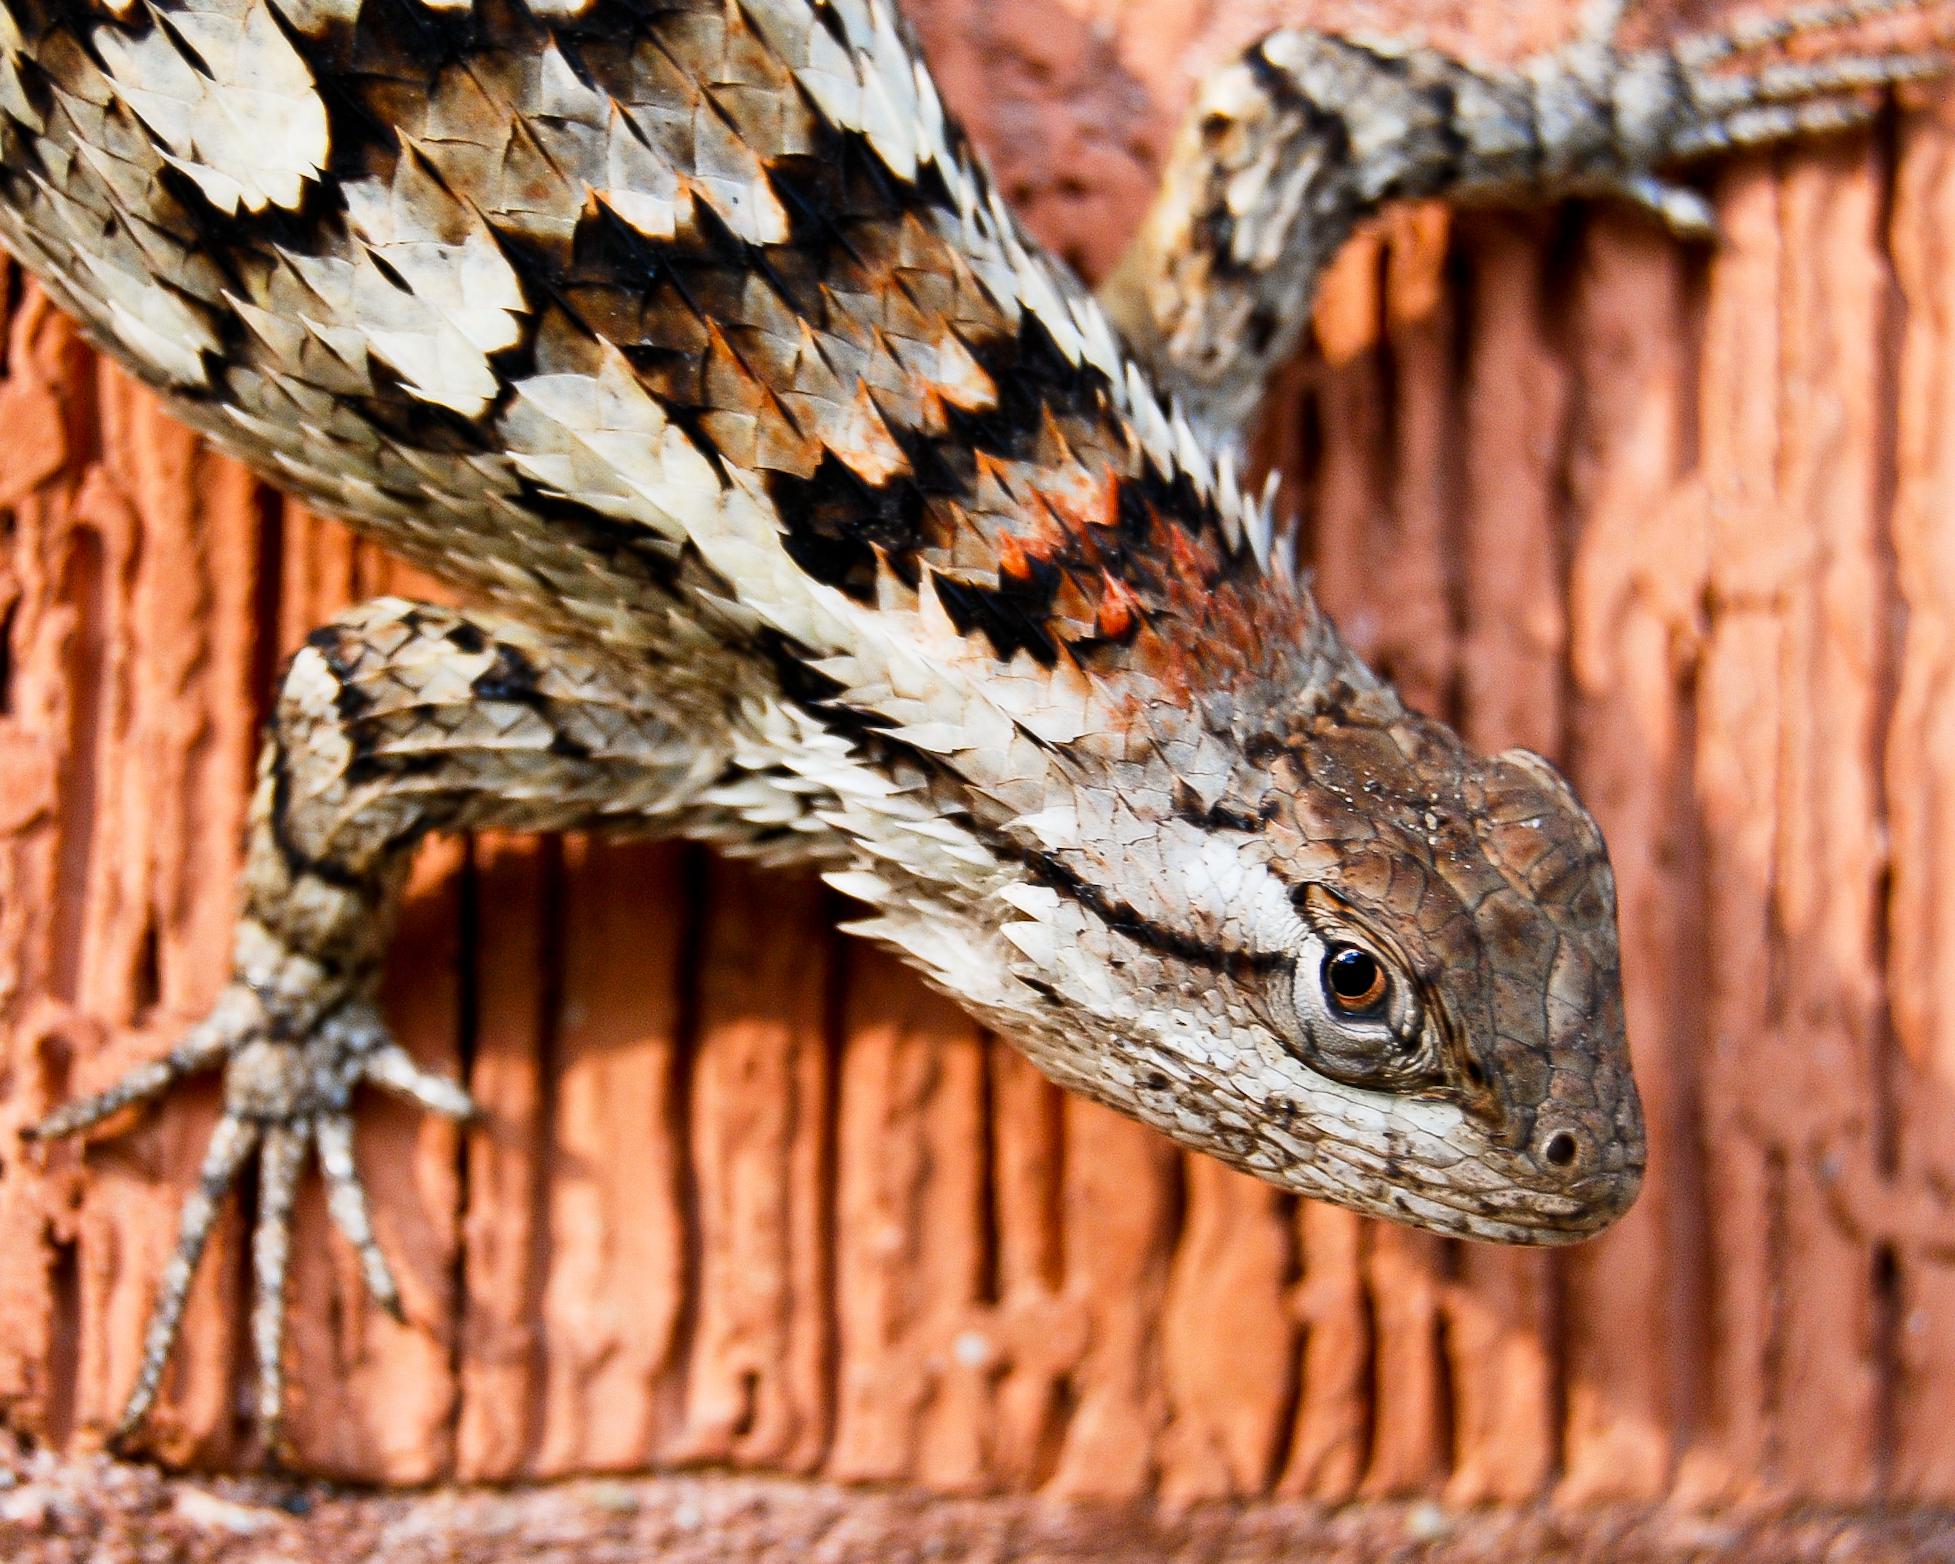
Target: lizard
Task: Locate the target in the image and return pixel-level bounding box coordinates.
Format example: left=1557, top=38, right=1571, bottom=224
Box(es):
left=0, top=0, right=1939, bottom=1452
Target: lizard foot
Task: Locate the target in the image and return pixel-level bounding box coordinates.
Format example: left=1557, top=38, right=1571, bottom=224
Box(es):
left=1585, top=0, right=1952, bottom=237
left=25, top=985, right=472, bottom=1453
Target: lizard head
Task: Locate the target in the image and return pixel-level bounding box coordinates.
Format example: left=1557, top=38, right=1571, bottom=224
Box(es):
left=996, top=677, right=1644, bottom=1246
left=1242, top=702, right=1645, bottom=1243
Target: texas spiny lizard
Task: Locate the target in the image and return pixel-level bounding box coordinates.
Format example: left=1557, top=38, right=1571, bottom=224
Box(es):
left=0, top=0, right=1939, bottom=1448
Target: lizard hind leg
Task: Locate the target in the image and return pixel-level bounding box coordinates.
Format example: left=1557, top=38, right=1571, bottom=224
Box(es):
left=1664, top=0, right=1949, bottom=146
left=1590, top=0, right=1937, bottom=53
left=1576, top=0, right=1951, bottom=237
left=1104, top=0, right=1953, bottom=439
left=1681, top=0, right=1947, bottom=64
left=27, top=596, right=735, bottom=1454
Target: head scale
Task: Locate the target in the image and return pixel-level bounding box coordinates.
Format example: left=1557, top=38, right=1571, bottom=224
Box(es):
left=1249, top=698, right=1644, bottom=1240
left=998, top=674, right=1645, bottom=1245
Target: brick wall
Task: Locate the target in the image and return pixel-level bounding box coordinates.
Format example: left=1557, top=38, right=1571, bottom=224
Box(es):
left=1, top=0, right=1952, bottom=1510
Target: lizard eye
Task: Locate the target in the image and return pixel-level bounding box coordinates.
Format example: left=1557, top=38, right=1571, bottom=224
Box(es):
left=1323, top=945, right=1388, bottom=1015
left=1283, top=894, right=1440, bottom=1092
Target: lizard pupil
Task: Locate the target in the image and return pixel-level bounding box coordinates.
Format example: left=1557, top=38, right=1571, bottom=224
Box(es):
left=1325, top=947, right=1388, bottom=1014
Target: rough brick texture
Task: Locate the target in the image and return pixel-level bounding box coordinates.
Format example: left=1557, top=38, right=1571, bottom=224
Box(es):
left=3, top=1456, right=1955, bottom=1564
left=1, top=0, right=1954, bottom=1532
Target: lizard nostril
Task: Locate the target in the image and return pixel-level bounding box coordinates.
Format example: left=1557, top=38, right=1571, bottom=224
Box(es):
left=1543, top=1130, right=1578, bottom=1169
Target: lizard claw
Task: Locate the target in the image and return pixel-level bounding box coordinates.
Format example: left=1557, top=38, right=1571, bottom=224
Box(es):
left=29, top=987, right=472, bottom=1450
left=1607, top=172, right=1720, bottom=238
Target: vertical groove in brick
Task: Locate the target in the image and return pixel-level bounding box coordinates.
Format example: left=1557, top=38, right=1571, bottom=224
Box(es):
left=1447, top=214, right=1573, bottom=1506
left=676, top=861, right=832, bottom=1473
left=1883, top=88, right=1955, bottom=1502
left=1155, top=1157, right=1296, bottom=1502
left=827, top=943, right=993, bottom=1489
left=529, top=838, right=692, bottom=1475
left=454, top=835, right=558, bottom=1481
left=1765, top=133, right=1890, bottom=1505
left=1672, top=164, right=1777, bottom=1505
left=1558, top=215, right=1703, bottom=1505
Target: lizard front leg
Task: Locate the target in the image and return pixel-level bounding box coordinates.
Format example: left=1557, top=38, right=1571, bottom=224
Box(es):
left=26, top=596, right=738, bottom=1451
left=1104, top=0, right=1950, bottom=440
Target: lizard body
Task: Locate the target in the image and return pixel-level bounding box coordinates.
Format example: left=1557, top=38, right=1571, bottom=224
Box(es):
left=0, top=0, right=1939, bottom=1446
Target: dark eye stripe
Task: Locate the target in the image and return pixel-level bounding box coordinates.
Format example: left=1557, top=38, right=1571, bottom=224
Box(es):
left=1006, top=840, right=1289, bottom=976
